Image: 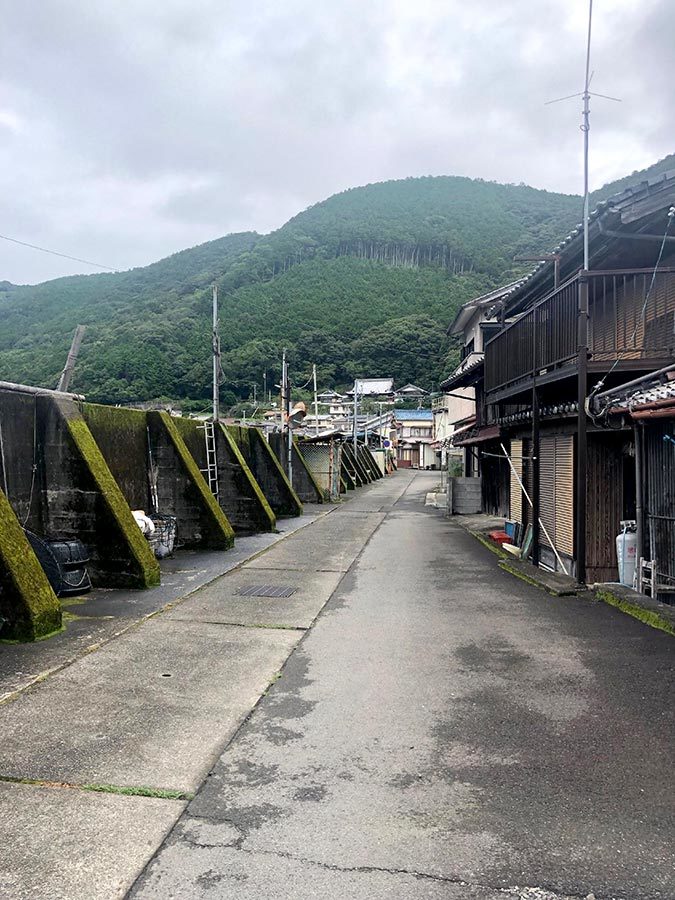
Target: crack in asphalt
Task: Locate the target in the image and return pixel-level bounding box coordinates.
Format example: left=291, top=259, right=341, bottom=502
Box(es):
left=172, top=819, right=605, bottom=900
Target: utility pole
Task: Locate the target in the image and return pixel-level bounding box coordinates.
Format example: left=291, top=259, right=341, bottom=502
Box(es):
left=57, top=324, right=86, bottom=392
left=263, top=371, right=267, bottom=405
left=312, top=364, right=319, bottom=436
left=353, top=379, right=359, bottom=456
left=212, top=284, right=220, bottom=422
left=282, top=348, right=293, bottom=486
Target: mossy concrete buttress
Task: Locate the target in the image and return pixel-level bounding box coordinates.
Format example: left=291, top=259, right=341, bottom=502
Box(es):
left=217, top=423, right=276, bottom=531
left=151, top=412, right=235, bottom=548
left=170, top=416, right=275, bottom=534
left=0, top=488, right=62, bottom=641
left=251, top=428, right=303, bottom=516
left=342, top=444, right=367, bottom=486
left=362, top=446, right=383, bottom=480
left=340, top=457, right=356, bottom=490
left=227, top=425, right=302, bottom=518
left=56, top=399, right=160, bottom=588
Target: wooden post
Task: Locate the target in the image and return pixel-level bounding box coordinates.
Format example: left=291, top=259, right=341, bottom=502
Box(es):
left=57, top=325, right=86, bottom=392
left=531, top=385, right=540, bottom=566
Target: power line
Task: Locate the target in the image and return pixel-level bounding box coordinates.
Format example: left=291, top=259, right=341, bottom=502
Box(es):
left=0, top=233, right=116, bottom=271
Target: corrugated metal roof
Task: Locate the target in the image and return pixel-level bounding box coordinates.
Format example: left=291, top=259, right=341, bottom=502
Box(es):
left=349, top=378, right=394, bottom=396
left=395, top=409, right=433, bottom=421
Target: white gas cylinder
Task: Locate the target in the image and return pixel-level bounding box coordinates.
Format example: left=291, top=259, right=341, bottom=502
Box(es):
left=616, top=522, right=637, bottom=587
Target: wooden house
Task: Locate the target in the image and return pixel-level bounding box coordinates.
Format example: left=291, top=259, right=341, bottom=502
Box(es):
left=448, top=170, right=675, bottom=583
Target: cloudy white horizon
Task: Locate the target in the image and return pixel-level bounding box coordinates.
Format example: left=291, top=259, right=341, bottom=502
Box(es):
left=0, top=0, right=672, bottom=285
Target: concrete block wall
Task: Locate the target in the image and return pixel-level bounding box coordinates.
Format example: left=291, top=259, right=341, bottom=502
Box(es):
left=452, top=476, right=482, bottom=515
left=0, top=389, right=45, bottom=534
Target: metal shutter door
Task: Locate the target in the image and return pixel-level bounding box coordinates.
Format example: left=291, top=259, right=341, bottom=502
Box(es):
left=539, top=437, right=556, bottom=548
left=554, top=434, right=574, bottom=557
left=510, top=439, right=523, bottom=524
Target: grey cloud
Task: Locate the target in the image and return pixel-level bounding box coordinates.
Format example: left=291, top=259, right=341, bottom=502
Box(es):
left=0, top=0, right=671, bottom=284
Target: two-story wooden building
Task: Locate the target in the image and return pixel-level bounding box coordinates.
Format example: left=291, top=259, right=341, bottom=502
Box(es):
left=448, top=170, right=675, bottom=584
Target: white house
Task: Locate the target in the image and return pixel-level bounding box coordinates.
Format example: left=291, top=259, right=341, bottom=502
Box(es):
left=395, top=409, right=435, bottom=469
left=434, top=283, right=519, bottom=470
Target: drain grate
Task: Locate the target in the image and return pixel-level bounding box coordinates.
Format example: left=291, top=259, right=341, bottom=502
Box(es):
left=236, top=584, right=297, bottom=598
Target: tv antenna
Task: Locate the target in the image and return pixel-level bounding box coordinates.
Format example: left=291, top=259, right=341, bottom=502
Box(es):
left=545, top=0, right=620, bottom=269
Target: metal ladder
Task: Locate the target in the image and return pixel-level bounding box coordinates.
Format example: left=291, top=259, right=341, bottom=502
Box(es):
left=200, top=420, right=219, bottom=501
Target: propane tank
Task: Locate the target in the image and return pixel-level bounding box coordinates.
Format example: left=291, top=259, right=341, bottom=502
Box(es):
left=616, top=520, right=637, bottom=587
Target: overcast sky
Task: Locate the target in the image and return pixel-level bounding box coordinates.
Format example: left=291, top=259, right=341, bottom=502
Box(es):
left=0, top=0, right=672, bottom=284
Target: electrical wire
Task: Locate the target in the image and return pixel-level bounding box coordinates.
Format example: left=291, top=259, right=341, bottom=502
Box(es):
left=0, top=232, right=116, bottom=271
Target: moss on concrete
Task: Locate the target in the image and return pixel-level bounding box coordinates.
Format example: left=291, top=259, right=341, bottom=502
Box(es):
left=82, top=403, right=150, bottom=507
left=83, top=402, right=148, bottom=443
left=62, top=411, right=160, bottom=587
left=470, top=530, right=510, bottom=559
left=218, top=424, right=276, bottom=530
left=595, top=588, right=675, bottom=637
left=0, top=489, right=62, bottom=641
left=156, top=412, right=235, bottom=548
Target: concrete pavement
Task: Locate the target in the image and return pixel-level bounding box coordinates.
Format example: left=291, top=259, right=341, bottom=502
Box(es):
left=131, top=472, right=674, bottom=900
left=0, top=474, right=411, bottom=898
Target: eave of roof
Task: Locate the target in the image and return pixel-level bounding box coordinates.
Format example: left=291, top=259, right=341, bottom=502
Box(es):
left=440, top=357, right=484, bottom=392
left=446, top=281, right=521, bottom=336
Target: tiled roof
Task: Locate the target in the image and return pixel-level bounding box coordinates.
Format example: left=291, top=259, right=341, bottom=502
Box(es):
left=500, top=168, right=675, bottom=313
left=607, top=380, right=675, bottom=411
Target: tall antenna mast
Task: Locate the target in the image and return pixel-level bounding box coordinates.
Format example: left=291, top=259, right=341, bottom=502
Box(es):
left=546, top=0, right=620, bottom=270
left=582, top=0, right=593, bottom=270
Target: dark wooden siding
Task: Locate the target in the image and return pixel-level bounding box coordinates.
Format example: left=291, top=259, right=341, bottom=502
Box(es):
left=586, top=433, right=625, bottom=583
left=644, top=421, right=675, bottom=599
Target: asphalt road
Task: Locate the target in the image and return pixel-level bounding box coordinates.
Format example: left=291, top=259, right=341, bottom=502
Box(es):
left=130, top=471, right=674, bottom=900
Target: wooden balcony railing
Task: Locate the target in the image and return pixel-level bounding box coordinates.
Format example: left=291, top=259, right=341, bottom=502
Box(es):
left=484, top=268, right=675, bottom=396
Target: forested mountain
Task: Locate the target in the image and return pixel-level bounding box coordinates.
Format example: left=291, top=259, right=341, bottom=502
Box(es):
left=1, top=157, right=672, bottom=404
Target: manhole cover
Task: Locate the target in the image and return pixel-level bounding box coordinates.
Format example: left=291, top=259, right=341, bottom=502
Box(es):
left=236, top=584, right=297, bottom=598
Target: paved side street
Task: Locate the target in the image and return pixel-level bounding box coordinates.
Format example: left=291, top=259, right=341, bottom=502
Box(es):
left=1, top=471, right=673, bottom=899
